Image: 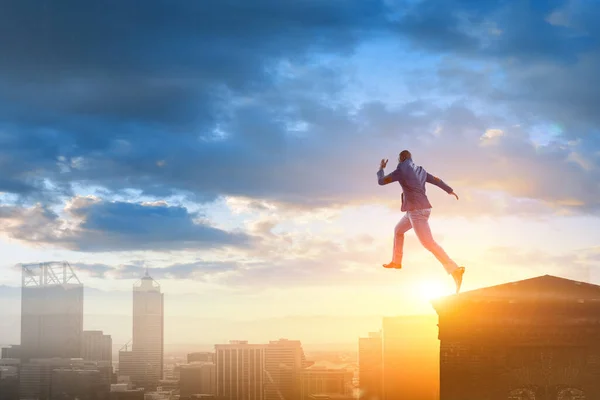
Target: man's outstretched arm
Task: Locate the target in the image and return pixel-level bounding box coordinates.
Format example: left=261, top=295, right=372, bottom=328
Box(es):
left=426, top=173, right=458, bottom=199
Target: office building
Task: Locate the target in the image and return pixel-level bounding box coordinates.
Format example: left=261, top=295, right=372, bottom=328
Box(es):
left=358, top=331, right=382, bottom=400
left=0, top=368, right=19, bottom=400
left=83, top=330, right=113, bottom=364
left=299, top=367, right=353, bottom=400
left=110, top=383, right=145, bottom=400
left=433, top=275, right=600, bottom=400
left=382, top=316, right=438, bottom=400
left=20, top=262, right=84, bottom=362
left=215, top=341, right=266, bottom=400
left=264, top=338, right=309, bottom=400
left=180, top=363, right=216, bottom=398
left=118, top=272, right=164, bottom=391
left=51, top=368, right=110, bottom=400
left=19, top=358, right=108, bottom=400
left=1, top=345, right=21, bottom=360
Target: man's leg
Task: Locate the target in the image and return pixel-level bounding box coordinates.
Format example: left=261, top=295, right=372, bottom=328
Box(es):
left=383, top=213, right=412, bottom=269
left=408, top=209, right=459, bottom=274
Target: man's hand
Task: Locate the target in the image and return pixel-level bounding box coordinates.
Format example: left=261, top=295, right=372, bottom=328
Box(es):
left=450, top=192, right=459, bottom=200
left=380, top=159, right=388, bottom=170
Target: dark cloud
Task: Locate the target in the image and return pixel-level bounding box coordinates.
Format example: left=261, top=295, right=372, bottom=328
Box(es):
left=0, top=0, right=395, bottom=206
left=0, top=198, right=252, bottom=252
left=0, top=0, right=599, bottom=220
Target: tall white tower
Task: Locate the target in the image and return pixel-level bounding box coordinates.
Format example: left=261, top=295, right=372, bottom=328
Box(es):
left=131, top=271, right=164, bottom=390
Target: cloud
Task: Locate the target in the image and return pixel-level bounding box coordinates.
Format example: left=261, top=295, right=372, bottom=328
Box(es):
left=0, top=197, right=252, bottom=252
left=0, top=0, right=599, bottom=221
left=71, top=260, right=241, bottom=281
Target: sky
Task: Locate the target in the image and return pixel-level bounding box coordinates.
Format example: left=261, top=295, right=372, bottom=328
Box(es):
left=1, top=0, right=600, bottom=345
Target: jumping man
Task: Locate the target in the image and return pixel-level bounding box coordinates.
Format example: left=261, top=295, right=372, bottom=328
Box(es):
left=377, top=150, right=465, bottom=293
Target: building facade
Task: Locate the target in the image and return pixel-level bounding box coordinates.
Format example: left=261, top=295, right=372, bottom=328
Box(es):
left=433, top=275, right=600, bottom=400
left=381, top=316, right=439, bottom=400
left=20, top=262, right=83, bottom=362
left=118, top=272, right=164, bottom=391
left=299, top=367, right=353, bottom=400
left=215, top=341, right=266, bottom=400
left=180, top=363, right=216, bottom=398
left=83, top=331, right=113, bottom=364
left=1, top=345, right=21, bottom=360
left=358, top=331, right=382, bottom=400
left=264, top=338, right=309, bottom=400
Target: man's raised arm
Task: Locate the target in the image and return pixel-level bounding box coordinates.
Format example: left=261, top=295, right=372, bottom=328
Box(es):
left=377, top=158, right=399, bottom=185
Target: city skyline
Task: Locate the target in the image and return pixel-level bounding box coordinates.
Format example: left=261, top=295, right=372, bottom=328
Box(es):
left=1, top=0, right=600, bottom=329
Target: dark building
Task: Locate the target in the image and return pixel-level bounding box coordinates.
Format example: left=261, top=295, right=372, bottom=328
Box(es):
left=180, top=363, right=215, bottom=398
left=432, top=275, right=600, bottom=400
left=109, top=388, right=144, bottom=400
left=51, top=368, right=110, bottom=400
left=0, top=367, right=19, bottom=400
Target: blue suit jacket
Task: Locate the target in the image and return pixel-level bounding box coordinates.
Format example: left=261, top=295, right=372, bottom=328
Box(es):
left=377, top=158, right=453, bottom=212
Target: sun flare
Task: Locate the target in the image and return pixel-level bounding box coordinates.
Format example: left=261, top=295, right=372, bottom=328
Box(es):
left=416, top=279, right=452, bottom=300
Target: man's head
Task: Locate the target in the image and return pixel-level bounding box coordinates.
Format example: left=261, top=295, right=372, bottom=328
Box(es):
left=399, top=150, right=412, bottom=162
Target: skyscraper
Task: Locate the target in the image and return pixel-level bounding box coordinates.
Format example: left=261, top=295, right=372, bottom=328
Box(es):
left=264, top=338, right=309, bottom=400
left=180, top=363, right=216, bottom=398
left=382, top=316, right=439, bottom=400
left=123, top=271, right=164, bottom=391
left=20, top=262, right=84, bottom=362
left=358, top=331, right=382, bottom=400
left=83, top=330, right=113, bottom=364
left=215, top=341, right=266, bottom=400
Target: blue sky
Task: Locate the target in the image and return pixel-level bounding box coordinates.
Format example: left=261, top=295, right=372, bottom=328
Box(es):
left=1, top=0, right=600, bottom=343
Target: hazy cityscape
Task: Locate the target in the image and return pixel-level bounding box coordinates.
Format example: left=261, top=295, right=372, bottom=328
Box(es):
left=1, top=262, right=599, bottom=399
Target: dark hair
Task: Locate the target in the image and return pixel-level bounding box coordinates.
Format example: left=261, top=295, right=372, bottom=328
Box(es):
left=400, top=150, right=411, bottom=160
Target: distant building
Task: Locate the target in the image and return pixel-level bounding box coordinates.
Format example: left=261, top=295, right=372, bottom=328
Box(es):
left=19, top=358, right=109, bottom=400
left=118, top=272, right=164, bottom=391
left=187, top=352, right=214, bottom=364
left=110, top=383, right=145, bottom=400
left=83, top=330, right=113, bottom=364
left=358, top=331, right=382, bottom=400
left=215, top=341, right=266, bottom=400
left=51, top=368, right=110, bottom=400
left=20, top=262, right=83, bottom=362
left=1, top=345, right=21, bottom=360
left=432, top=275, right=600, bottom=400
left=264, top=338, right=310, bottom=400
left=180, top=363, right=216, bottom=398
left=0, top=368, right=19, bottom=400
left=382, top=316, right=439, bottom=400
left=299, top=367, right=353, bottom=400
left=309, top=395, right=356, bottom=400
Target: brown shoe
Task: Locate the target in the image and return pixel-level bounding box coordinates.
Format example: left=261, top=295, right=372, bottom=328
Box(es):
left=452, top=267, right=465, bottom=293
left=383, top=262, right=402, bottom=269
